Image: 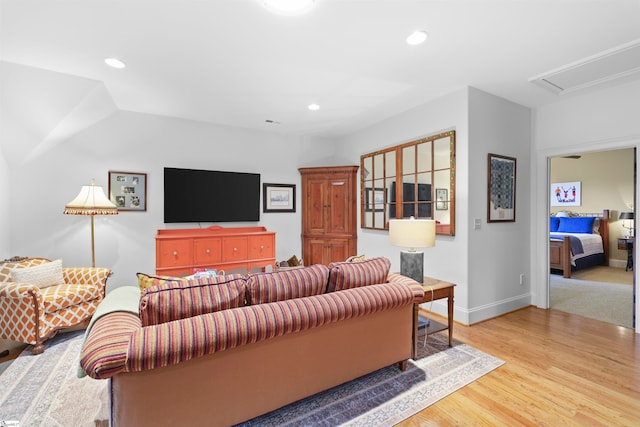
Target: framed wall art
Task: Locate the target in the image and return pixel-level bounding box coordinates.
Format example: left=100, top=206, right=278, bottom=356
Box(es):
left=263, top=183, right=296, bottom=213
left=108, top=171, right=147, bottom=211
left=487, top=153, right=516, bottom=223
left=550, top=181, right=581, bottom=206
left=436, top=188, right=448, bottom=210
left=365, top=187, right=386, bottom=212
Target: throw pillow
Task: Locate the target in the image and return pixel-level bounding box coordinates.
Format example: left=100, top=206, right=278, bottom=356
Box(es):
left=10, top=259, right=64, bottom=288
left=137, top=272, right=185, bottom=290
left=139, top=274, right=247, bottom=326
left=549, top=217, right=560, bottom=232
left=246, top=264, right=329, bottom=305
left=346, top=254, right=366, bottom=262
left=557, top=217, right=595, bottom=234
left=326, top=257, right=391, bottom=293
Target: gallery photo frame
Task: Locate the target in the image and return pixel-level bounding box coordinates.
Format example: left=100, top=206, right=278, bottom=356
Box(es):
left=487, top=153, right=516, bottom=223
left=365, top=187, right=385, bottom=212
left=263, top=183, right=296, bottom=213
left=108, top=171, right=147, bottom=211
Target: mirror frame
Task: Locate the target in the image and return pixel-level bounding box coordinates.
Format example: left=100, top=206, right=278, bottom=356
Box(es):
left=360, top=130, right=456, bottom=236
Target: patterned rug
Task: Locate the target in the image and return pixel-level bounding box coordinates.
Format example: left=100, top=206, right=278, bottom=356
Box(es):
left=239, top=331, right=504, bottom=426
left=0, top=329, right=503, bottom=427
left=0, top=330, right=108, bottom=427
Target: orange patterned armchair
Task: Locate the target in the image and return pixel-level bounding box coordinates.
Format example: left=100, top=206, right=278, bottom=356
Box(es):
left=0, top=257, right=111, bottom=354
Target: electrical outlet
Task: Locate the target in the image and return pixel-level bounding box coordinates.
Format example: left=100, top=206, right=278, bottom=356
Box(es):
left=519, top=273, right=524, bottom=285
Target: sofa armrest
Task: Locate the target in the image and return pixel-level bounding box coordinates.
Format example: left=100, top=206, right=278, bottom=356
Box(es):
left=387, top=273, right=425, bottom=302
left=0, top=282, right=43, bottom=312
left=80, top=311, right=141, bottom=379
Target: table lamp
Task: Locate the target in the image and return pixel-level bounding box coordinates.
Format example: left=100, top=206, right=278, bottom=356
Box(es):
left=389, top=216, right=436, bottom=283
left=64, top=179, right=118, bottom=267
left=619, top=211, right=634, bottom=237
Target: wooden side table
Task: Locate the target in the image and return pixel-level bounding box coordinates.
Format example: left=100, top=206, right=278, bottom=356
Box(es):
left=618, top=237, right=634, bottom=271
left=412, top=277, right=455, bottom=359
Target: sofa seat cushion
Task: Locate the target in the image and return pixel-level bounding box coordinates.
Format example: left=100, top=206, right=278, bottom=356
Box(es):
left=40, top=283, right=104, bottom=314
left=139, top=274, right=247, bottom=326
left=246, top=264, right=329, bottom=305
left=125, top=281, right=419, bottom=372
left=327, top=257, right=391, bottom=292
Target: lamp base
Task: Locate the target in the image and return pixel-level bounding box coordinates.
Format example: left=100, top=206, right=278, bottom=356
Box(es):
left=400, top=250, right=423, bottom=284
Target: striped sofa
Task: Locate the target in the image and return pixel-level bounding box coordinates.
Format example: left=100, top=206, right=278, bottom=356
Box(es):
left=80, top=257, right=424, bottom=427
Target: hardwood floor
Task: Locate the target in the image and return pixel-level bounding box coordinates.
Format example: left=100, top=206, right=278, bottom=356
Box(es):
left=401, top=307, right=639, bottom=426
left=1, top=307, right=637, bottom=425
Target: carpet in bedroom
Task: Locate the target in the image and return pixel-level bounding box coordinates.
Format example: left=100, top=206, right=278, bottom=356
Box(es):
left=550, top=273, right=633, bottom=328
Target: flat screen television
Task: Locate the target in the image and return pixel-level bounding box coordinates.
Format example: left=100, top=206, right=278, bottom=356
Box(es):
left=164, top=167, right=260, bottom=223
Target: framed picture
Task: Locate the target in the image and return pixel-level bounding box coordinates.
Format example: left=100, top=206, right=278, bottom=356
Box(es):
left=487, top=153, right=516, bottom=223
left=108, top=171, right=147, bottom=211
left=550, top=181, right=581, bottom=206
left=263, top=183, right=296, bottom=213
left=365, top=187, right=385, bottom=212
left=436, top=188, right=448, bottom=210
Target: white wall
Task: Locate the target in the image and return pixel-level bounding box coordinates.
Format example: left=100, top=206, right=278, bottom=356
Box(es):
left=340, top=87, right=532, bottom=324
left=0, top=148, right=9, bottom=257
left=532, top=79, right=640, bottom=333
left=6, top=110, right=337, bottom=291
left=340, top=88, right=469, bottom=321
left=467, top=87, right=532, bottom=322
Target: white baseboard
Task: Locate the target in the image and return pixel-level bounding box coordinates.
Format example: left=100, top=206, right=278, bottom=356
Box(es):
left=608, top=259, right=627, bottom=269
left=419, top=293, right=532, bottom=326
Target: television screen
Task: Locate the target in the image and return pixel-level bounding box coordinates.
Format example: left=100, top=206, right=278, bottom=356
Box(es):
left=164, top=167, right=260, bottom=223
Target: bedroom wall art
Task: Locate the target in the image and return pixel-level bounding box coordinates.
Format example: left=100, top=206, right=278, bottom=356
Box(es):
left=550, top=181, right=581, bottom=207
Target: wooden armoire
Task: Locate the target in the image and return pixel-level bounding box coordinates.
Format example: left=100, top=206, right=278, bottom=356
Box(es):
left=299, top=166, right=359, bottom=266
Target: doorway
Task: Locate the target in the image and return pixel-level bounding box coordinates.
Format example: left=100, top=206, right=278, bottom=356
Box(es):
left=548, top=148, right=636, bottom=329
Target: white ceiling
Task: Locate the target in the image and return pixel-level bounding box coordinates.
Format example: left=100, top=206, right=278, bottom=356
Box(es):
left=1, top=0, right=640, bottom=138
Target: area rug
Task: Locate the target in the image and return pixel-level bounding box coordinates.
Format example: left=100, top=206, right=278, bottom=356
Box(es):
left=0, top=329, right=503, bottom=427
left=238, top=331, right=504, bottom=426
left=0, top=330, right=108, bottom=427
left=550, top=275, right=634, bottom=328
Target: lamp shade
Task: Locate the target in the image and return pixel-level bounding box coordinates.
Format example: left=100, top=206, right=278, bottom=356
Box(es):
left=389, top=217, right=436, bottom=250
left=64, top=182, right=118, bottom=215
left=619, top=211, right=635, bottom=220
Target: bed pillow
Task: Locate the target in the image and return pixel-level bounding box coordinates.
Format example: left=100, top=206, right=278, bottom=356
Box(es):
left=549, top=217, right=560, bottom=232
left=557, top=217, right=595, bottom=234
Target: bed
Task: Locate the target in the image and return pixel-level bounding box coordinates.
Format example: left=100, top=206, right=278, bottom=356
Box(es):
left=549, top=210, right=610, bottom=278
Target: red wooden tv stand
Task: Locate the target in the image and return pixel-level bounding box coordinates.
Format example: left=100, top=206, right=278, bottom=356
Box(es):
left=155, top=226, right=275, bottom=276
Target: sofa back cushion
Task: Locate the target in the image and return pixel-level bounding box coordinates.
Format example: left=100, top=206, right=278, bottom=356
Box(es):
left=139, top=274, right=246, bottom=326
left=0, top=257, right=51, bottom=282
left=246, top=264, right=329, bottom=305
left=326, top=257, right=391, bottom=292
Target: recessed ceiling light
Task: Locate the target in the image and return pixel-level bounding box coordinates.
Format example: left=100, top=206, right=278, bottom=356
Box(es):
left=406, top=30, right=428, bottom=46
left=308, top=103, right=320, bottom=111
left=263, top=0, right=316, bottom=16
left=104, top=57, right=126, bottom=69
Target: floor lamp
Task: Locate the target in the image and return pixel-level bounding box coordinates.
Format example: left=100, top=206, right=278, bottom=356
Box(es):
left=64, top=180, right=118, bottom=267
left=389, top=216, right=436, bottom=283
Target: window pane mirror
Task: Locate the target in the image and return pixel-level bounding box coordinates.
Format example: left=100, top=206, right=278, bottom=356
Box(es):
left=360, top=130, right=455, bottom=236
